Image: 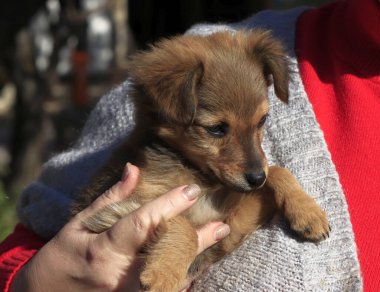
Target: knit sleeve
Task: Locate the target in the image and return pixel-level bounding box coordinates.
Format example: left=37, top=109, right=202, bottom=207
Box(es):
left=0, top=224, right=45, bottom=292
left=186, top=9, right=362, bottom=291
left=17, top=80, right=136, bottom=239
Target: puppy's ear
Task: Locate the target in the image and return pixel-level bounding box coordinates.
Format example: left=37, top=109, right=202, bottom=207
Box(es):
left=247, top=30, right=290, bottom=103
left=128, top=37, right=204, bottom=125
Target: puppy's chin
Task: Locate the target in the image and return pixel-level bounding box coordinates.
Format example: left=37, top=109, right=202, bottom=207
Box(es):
left=221, top=175, right=266, bottom=193
left=226, top=182, right=266, bottom=193
left=207, top=166, right=267, bottom=193
left=228, top=184, right=255, bottom=193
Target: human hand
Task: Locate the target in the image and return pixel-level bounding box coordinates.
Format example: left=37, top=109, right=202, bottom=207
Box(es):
left=11, top=163, right=230, bottom=292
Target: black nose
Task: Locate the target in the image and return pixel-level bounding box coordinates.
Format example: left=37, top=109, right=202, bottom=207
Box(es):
left=245, top=171, right=266, bottom=188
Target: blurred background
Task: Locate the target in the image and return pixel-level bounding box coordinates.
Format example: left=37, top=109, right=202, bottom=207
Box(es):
left=0, top=0, right=329, bottom=241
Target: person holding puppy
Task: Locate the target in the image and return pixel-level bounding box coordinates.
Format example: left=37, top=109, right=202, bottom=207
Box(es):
left=1, top=0, right=378, bottom=291
left=5, top=163, right=230, bottom=291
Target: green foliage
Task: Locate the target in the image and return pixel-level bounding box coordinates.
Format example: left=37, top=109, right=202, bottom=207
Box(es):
left=0, top=182, right=18, bottom=242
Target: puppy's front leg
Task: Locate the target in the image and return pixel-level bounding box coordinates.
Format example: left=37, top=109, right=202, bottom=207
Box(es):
left=83, top=199, right=141, bottom=233
left=140, top=215, right=198, bottom=292
left=266, top=166, right=330, bottom=241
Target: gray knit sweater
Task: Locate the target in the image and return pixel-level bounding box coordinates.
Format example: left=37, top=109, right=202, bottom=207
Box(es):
left=17, top=7, right=363, bottom=291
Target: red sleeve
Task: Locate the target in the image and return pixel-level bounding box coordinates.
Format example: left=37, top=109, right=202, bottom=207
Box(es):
left=296, top=1, right=380, bottom=290
left=0, top=224, right=45, bottom=292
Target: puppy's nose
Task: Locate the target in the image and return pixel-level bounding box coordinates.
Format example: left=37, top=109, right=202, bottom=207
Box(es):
left=245, top=171, right=266, bottom=188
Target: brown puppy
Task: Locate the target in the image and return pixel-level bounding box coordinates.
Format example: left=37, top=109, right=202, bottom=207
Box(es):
left=72, top=30, right=329, bottom=292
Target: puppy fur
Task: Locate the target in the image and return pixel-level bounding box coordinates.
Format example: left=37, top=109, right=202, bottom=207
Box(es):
left=72, top=30, right=329, bottom=292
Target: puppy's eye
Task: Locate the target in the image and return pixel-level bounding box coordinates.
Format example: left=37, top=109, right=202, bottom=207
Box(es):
left=206, top=123, right=228, bottom=138
left=258, top=114, right=268, bottom=128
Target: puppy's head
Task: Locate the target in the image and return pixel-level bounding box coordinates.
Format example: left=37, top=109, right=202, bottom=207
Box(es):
left=129, top=30, right=289, bottom=192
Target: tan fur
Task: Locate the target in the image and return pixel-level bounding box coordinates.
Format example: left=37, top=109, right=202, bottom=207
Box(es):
left=72, top=30, right=329, bottom=292
left=140, top=216, right=198, bottom=292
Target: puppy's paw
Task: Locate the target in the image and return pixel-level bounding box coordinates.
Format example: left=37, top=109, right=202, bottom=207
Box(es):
left=83, top=200, right=140, bottom=233
left=284, top=193, right=330, bottom=241
left=140, top=265, right=186, bottom=292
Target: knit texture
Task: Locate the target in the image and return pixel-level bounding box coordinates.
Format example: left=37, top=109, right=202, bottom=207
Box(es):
left=17, top=84, right=136, bottom=238
left=16, top=7, right=362, bottom=291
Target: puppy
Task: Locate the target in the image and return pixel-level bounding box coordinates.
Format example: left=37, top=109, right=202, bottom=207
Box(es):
left=72, top=30, right=329, bottom=292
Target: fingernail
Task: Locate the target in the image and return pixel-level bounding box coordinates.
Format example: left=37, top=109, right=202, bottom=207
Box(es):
left=214, top=224, right=230, bottom=241
left=122, top=162, right=131, bottom=181
left=183, top=184, right=201, bottom=201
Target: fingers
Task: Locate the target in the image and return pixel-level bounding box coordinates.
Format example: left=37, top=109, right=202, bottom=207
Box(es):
left=76, top=163, right=140, bottom=220
left=196, top=222, right=230, bottom=255
left=101, top=184, right=201, bottom=255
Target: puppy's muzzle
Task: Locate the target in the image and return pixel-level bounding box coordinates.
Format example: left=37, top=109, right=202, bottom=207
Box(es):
left=245, top=171, right=266, bottom=189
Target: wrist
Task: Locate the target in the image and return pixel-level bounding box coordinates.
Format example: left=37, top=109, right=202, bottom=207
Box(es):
left=9, top=261, right=38, bottom=292
left=9, top=243, right=58, bottom=292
